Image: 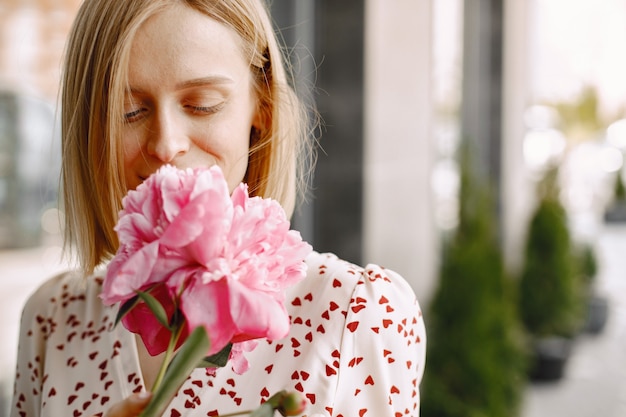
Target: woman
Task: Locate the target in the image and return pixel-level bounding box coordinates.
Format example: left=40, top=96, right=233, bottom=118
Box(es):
left=12, top=1, right=426, bottom=416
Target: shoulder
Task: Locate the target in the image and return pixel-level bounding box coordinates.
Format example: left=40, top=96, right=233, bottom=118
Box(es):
left=300, top=251, right=424, bottom=338
left=21, top=269, right=106, bottom=325
left=301, top=252, right=426, bottom=411
left=304, top=251, right=419, bottom=304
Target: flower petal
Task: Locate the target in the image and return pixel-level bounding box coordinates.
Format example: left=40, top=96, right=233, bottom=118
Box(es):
left=121, top=284, right=187, bottom=356
left=102, top=240, right=160, bottom=304
left=159, top=196, right=206, bottom=248
left=181, top=277, right=235, bottom=355
left=228, top=279, right=291, bottom=342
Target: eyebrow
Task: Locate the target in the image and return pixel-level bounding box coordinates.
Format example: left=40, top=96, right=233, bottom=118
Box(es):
left=127, top=76, right=236, bottom=95
left=175, top=76, right=235, bottom=90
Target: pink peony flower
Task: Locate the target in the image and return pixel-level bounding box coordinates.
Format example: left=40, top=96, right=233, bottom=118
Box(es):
left=101, top=165, right=312, bottom=370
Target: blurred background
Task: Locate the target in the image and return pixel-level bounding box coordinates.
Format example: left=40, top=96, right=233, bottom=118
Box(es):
left=1, top=0, right=625, bottom=416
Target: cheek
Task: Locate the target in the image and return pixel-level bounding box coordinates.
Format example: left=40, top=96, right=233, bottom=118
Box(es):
left=226, top=154, right=250, bottom=192
left=210, top=127, right=251, bottom=191
left=121, top=128, right=144, bottom=160
left=121, top=132, right=145, bottom=188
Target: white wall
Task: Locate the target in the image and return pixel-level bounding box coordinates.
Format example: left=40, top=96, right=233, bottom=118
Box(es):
left=363, top=0, right=438, bottom=306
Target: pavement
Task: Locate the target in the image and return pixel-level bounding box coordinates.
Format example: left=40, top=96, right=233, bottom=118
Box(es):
left=0, top=226, right=624, bottom=417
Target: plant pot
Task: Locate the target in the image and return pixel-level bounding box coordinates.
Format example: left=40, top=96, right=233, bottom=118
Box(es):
left=529, top=336, right=573, bottom=382
left=604, top=200, right=626, bottom=223
left=584, top=294, right=609, bottom=335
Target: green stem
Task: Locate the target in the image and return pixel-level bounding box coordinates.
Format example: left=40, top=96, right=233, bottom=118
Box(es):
left=216, top=411, right=252, bottom=417
left=150, top=324, right=184, bottom=393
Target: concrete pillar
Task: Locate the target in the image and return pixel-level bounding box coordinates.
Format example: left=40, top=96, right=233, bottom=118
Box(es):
left=363, top=0, right=438, bottom=304
left=461, top=0, right=504, bottom=229
left=502, top=0, right=533, bottom=273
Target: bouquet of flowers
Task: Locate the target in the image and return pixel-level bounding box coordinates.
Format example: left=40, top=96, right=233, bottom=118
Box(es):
left=100, top=165, right=312, bottom=417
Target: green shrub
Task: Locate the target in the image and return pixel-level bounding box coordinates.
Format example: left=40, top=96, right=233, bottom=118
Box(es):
left=574, top=243, right=598, bottom=291
left=518, top=167, right=585, bottom=338
left=578, top=244, right=598, bottom=281
left=421, top=148, right=526, bottom=417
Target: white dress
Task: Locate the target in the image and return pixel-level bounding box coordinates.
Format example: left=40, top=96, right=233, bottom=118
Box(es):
left=12, top=251, right=426, bottom=417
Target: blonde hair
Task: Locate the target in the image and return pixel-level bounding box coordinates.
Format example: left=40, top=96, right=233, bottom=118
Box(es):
left=61, top=0, right=312, bottom=274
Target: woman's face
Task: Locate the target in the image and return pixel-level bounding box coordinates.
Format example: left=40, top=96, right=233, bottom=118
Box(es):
left=122, top=4, right=260, bottom=192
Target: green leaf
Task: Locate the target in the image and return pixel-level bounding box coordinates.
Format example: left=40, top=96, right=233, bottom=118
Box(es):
left=249, top=402, right=275, bottom=417
left=136, top=290, right=171, bottom=330
left=197, top=343, right=232, bottom=368
left=139, top=326, right=211, bottom=417
left=115, top=294, right=140, bottom=327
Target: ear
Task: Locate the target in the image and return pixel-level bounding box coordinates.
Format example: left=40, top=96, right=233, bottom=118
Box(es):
left=252, top=101, right=271, bottom=132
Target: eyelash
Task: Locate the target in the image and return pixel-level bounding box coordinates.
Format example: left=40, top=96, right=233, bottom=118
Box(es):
left=124, top=108, right=145, bottom=123
left=185, top=103, right=223, bottom=115
left=124, top=103, right=224, bottom=123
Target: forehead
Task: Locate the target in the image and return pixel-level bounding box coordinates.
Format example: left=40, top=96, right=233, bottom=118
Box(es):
left=135, top=4, right=241, bottom=45
left=127, top=4, right=250, bottom=85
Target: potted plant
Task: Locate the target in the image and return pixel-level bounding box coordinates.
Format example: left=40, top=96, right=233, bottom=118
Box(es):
left=518, top=166, right=586, bottom=381
left=575, top=243, right=609, bottom=334
left=421, top=146, right=526, bottom=417
left=604, top=167, right=626, bottom=222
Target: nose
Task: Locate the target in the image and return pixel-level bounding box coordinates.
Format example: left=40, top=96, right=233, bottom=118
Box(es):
left=146, top=109, right=189, bottom=163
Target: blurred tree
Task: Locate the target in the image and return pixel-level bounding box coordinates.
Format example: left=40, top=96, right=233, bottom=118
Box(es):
left=421, top=144, right=526, bottom=417
left=612, top=169, right=625, bottom=202
left=518, top=166, right=586, bottom=339
left=604, top=167, right=626, bottom=222
left=547, top=85, right=625, bottom=144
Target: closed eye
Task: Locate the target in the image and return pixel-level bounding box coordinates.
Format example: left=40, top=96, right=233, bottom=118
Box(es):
left=124, top=108, right=145, bottom=123
left=184, top=102, right=224, bottom=116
